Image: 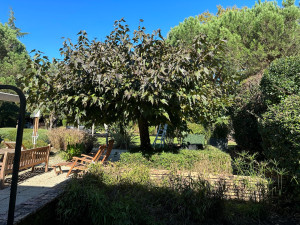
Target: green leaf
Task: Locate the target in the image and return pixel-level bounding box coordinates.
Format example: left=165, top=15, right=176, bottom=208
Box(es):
left=160, top=99, right=168, bottom=105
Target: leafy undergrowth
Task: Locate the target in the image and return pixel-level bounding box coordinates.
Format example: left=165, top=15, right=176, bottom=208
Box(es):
left=56, top=163, right=274, bottom=225
left=119, top=145, right=233, bottom=174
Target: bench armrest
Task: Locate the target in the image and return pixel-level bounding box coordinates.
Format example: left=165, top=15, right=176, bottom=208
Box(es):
left=72, top=157, right=93, bottom=163
left=81, top=154, right=93, bottom=159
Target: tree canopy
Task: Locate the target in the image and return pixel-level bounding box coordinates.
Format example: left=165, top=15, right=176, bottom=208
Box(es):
left=20, top=19, right=236, bottom=150
left=0, top=9, right=29, bottom=86
left=167, top=1, right=300, bottom=79
left=0, top=9, right=29, bottom=127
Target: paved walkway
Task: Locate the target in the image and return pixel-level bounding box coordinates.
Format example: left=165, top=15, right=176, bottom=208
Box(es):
left=0, top=151, right=71, bottom=225
left=0, top=167, right=70, bottom=215
left=0, top=148, right=127, bottom=224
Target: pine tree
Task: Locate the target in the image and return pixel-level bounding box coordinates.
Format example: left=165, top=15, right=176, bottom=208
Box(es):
left=167, top=1, right=300, bottom=79
left=7, top=8, right=28, bottom=38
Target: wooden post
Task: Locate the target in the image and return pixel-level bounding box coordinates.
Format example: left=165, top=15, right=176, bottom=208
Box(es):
left=92, top=123, right=95, bottom=137
left=32, top=110, right=40, bottom=148
left=104, top=123, right=108, bottom=146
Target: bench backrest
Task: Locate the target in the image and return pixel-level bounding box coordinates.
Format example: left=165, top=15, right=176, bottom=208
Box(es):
left=1, top=145, right=50, bottom=175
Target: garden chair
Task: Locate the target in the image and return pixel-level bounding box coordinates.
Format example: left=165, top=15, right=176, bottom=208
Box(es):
left=66, top=139, right=114, bottom=177
left=52, top=140, right=114, bottom=176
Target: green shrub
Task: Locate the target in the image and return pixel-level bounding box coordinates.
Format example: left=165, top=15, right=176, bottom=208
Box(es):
left=62, top=119, right=67, bottom=127
left=211, top=117, right=230, bottom=139
left=48, top=127, right=95, bottom=153
left=110, top=130, right=133, bottom=150
left=258, top=95, right=300, bottom=176
left=260, top=56, right=300, bottom=106
left=0, top=128, right=49, bottom=148
left=61, top=143, right=85, bottom=161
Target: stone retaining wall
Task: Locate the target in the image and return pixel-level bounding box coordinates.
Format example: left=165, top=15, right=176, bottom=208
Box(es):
left=149, top=169, right=269, bottom=202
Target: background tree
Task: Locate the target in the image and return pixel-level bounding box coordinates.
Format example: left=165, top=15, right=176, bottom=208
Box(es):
left=18, top=54, right=59, bottom=130
left=7, top=8, right=29, bottom=38
left=0, top=9, right=29, bottom=127
left=20, top=19, right=236, bottom=150
left=167, top=1, right=300, bottom=79
left=0, top=22, right=29, bottom=86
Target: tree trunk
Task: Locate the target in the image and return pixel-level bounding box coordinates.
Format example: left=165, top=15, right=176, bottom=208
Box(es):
left=91, top=123, right=95, bottom=136
left=138, top=116, right=151, bottom=151
left=49, top=112, right=54, bottom=130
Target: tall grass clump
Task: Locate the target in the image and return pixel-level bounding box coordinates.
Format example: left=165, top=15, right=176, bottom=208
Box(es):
left=232, top=151, right=293, bottom=198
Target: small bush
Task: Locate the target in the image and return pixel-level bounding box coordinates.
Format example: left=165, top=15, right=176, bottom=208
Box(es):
left=258, top=95, right=300, bottom=176
left=110, top=123, right=134, bottom=149
left=61, top=143, right=85, bottom=161
left=187, top=122, right=206, bottom=134
left=211, top=122, right=230, bottom=139
left=48, top=127, right=95, bottom=153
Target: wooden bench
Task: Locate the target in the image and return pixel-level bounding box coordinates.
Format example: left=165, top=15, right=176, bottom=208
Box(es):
left=0, top=145, right=50, bottom=189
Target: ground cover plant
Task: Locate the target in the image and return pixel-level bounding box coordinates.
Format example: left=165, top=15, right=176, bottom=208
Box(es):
left=119, top=145, right=232, bottom=174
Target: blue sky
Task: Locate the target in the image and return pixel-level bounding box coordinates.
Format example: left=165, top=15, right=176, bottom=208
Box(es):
left=0, top=0, right=269, bottom=59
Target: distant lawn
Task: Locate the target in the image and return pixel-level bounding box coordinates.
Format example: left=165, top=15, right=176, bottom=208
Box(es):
left=0, top=127, right=49, bottom=148
left=97, top=135, right=180, bottom=148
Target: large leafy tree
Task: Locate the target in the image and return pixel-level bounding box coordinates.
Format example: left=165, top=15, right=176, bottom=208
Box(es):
left=20, top=19, right=235, bottom=150
left=167, top=1, right=300, bottom=79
